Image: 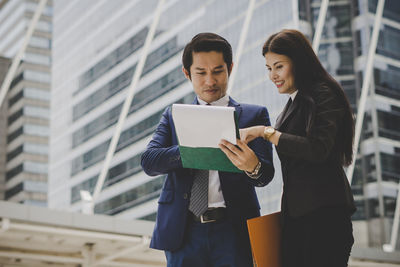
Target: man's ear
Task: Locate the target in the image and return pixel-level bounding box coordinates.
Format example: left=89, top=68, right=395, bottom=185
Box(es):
left=182, top=67, right=191, bottom=80
left=228, top=63, right=234, bottom=76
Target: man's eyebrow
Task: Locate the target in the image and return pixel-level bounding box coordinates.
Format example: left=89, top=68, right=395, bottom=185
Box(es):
left=194, top=65, right=225, bottom=71
left=214, top=65, right=224, bottom=70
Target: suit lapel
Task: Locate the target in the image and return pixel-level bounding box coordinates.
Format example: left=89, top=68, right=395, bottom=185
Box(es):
left=228, top=97, right=242, bottom=120
left=276, top=97, right=298, bottom=130
left=220, top=97, right=241, bottom=179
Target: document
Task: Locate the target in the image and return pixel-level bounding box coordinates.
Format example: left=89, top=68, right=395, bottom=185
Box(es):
left=247, top=212, right=282, bottom=267
left=171, top=104, right=241, bottom=173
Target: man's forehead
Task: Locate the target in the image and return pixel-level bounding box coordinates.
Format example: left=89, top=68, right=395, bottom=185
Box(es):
left=191, top=51, right=226, bottom=68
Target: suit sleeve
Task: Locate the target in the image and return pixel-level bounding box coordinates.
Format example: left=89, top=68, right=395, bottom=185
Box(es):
left=276, top=86, right=344, bottom=162
left=246, top=106, right=275, bottom=187
left=141, top=107, right=182, bottom=176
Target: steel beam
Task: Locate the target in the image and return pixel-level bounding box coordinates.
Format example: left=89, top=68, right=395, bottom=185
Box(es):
left=227, top=0, right=256, bottom=95
left=0, top=0, right=48, bottom=108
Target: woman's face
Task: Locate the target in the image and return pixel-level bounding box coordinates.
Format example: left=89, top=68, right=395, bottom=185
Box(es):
left=265, top=52, right=296, bottom=95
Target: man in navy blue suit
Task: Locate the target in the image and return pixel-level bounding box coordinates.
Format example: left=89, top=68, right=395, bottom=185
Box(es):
left=141, top=33, right=274, bottom=267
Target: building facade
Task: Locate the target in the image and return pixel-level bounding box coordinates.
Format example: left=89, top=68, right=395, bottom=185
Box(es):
left=352, top=0, right=400, bottom=247
left=299, top=0, right=400, bottom=248
left=0, top=56, right=11, bottom=201
left=50, top=0, right=400, bottom=249
left=49, top=0, right=295, bottom=220
left=0, top=0, right=52, bottom=206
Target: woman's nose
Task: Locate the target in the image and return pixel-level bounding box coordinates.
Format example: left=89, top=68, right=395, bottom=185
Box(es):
left=270, top=70, right=278, bottom=80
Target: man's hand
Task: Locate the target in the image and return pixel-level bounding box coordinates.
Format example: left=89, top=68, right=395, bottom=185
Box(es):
left=239, top=126, right=265, bottom=144
left=219, top=139, right=259, bottom=172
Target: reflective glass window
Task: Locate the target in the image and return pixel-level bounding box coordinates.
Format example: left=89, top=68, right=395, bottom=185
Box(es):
left=377, top=25, right=400, bottom=61
left=318, top=41, right=354, bottom=76
left=377, top=110, right=400, bottom=141
left=94, top=176, right=165, bottom=215
left=71, top=152, right=143, bottom=203
left=77, top=27, right=148, bottom=91
left=368, top=0, right=400, bottom=23
left=72, top=66, right=186, bottom=147
left=312, top=4, right=352, bottom=38
left=71, top=93, right=195, bottom=176
left=374, top=65, right=400, bottom=100
left=5, top=182, right=23, bottom=199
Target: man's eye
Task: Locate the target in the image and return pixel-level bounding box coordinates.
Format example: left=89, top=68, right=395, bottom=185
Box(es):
left=213, top=70, right=223, bottom=74
left=196, top=72, right=206, bottom=75
left=276, top=65, right=283, bottom=69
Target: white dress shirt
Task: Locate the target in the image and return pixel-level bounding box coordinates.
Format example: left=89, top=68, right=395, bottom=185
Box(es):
left=197, top=94, right=229, bottom=208
left=289, top=90, right=298, bottom=101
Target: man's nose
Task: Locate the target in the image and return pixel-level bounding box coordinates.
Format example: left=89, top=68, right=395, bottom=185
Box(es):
left=205, top=74, right=216, bottom=86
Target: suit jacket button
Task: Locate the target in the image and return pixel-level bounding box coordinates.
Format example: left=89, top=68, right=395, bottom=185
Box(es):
left=183, top=193, right=188, bottom=199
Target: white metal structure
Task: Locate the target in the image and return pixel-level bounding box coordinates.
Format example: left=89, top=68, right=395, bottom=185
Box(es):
left=89, top=0, right=257, bottom=212
left=88, top=0, right=166, bottom=213
left=383, top=181, right=400, bottom=252
left=307, top=0, right=400, bottom=252
left=346, top=0, right=385, bottom=185
left=312, top=0, right=329, bottom=54
left=0, top=201, right=165, bottom=266
left=227, top=0, right=256, bottom=95
left=0, top=0, right=47, bottom=108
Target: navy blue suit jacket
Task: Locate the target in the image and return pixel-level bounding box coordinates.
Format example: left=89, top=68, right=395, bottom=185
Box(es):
left=141, top=97, right=274, bottom=251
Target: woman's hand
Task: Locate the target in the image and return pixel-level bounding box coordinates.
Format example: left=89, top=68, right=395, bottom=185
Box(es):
left=219, top=139, right=259, bottom=172
left=239, top=126, right=265, bottom=144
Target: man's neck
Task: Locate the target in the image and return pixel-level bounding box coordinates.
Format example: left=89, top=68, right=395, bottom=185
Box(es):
left=197, top=94, right=230, bottom=106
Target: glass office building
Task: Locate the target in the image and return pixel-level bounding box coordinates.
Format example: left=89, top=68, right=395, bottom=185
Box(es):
left=0, top=56, right=11, bottom=201
left=0, top=0, right=52, bottom=206
left=50, top=0, right=400, bottom=248
left=50, top=0, right=293, bottom=220
left=299, top=0, right=400, bottom=248
left=352, top=0, right=400, bottom=247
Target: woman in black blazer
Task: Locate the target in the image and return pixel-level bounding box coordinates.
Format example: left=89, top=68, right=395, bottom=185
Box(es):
left=238, top=29, right=356, bottom=267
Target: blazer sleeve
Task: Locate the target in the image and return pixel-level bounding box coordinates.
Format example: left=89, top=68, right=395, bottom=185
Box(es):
left=246, top=106, right=275, bottom=187
left=276, top=86, right=344, bottom=162
left=141, top=107, right=183, bottom=176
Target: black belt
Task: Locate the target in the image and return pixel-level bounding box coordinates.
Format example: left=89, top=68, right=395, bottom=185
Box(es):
left=191, top=208, right=227, bottom=223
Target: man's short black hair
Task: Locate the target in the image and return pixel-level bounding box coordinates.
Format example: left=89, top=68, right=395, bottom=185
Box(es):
left=182, top=32, right=233, bottom=77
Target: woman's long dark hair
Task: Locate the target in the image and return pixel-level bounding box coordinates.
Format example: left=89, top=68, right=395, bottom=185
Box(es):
left=262, top=29, right=354, bottom=166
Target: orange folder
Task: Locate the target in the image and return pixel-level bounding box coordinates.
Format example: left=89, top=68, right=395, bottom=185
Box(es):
left=247, top=211, right=282, bottom=267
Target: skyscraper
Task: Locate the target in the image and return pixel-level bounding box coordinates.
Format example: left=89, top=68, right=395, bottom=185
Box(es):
left=299, top=0, right=400, bottom=248
left=0, top=0, right=52, bottom=206
left=50, top=0, right=292, bottom=219
left=50, top=0, right=400, bottom=249
left=0, top=56, right=11, bottom=201
left=352, top=0, right=400, bottom=248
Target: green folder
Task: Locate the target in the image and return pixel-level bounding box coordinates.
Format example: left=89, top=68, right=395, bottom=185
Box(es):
left=172, top=104, right=242, bottom=173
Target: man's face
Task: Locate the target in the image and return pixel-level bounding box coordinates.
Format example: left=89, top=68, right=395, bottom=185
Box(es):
left=183, top=51, right=232, bottom=103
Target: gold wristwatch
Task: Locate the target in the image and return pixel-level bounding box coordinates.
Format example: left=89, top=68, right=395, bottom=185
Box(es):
left=263, top=126, right=276, bottom=140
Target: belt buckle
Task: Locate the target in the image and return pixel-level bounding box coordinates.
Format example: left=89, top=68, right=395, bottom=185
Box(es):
left=200, top=214, right=216, bottom=223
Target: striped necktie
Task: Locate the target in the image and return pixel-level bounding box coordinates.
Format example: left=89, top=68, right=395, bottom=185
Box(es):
left=189, top=169, right=209, bottom=216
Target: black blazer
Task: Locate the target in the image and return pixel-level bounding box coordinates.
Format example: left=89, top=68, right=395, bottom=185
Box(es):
left=275, top=85, right=355, bottom=217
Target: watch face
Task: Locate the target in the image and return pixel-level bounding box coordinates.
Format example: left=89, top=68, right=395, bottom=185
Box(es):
left=266, top=128, right=274, bottom=133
